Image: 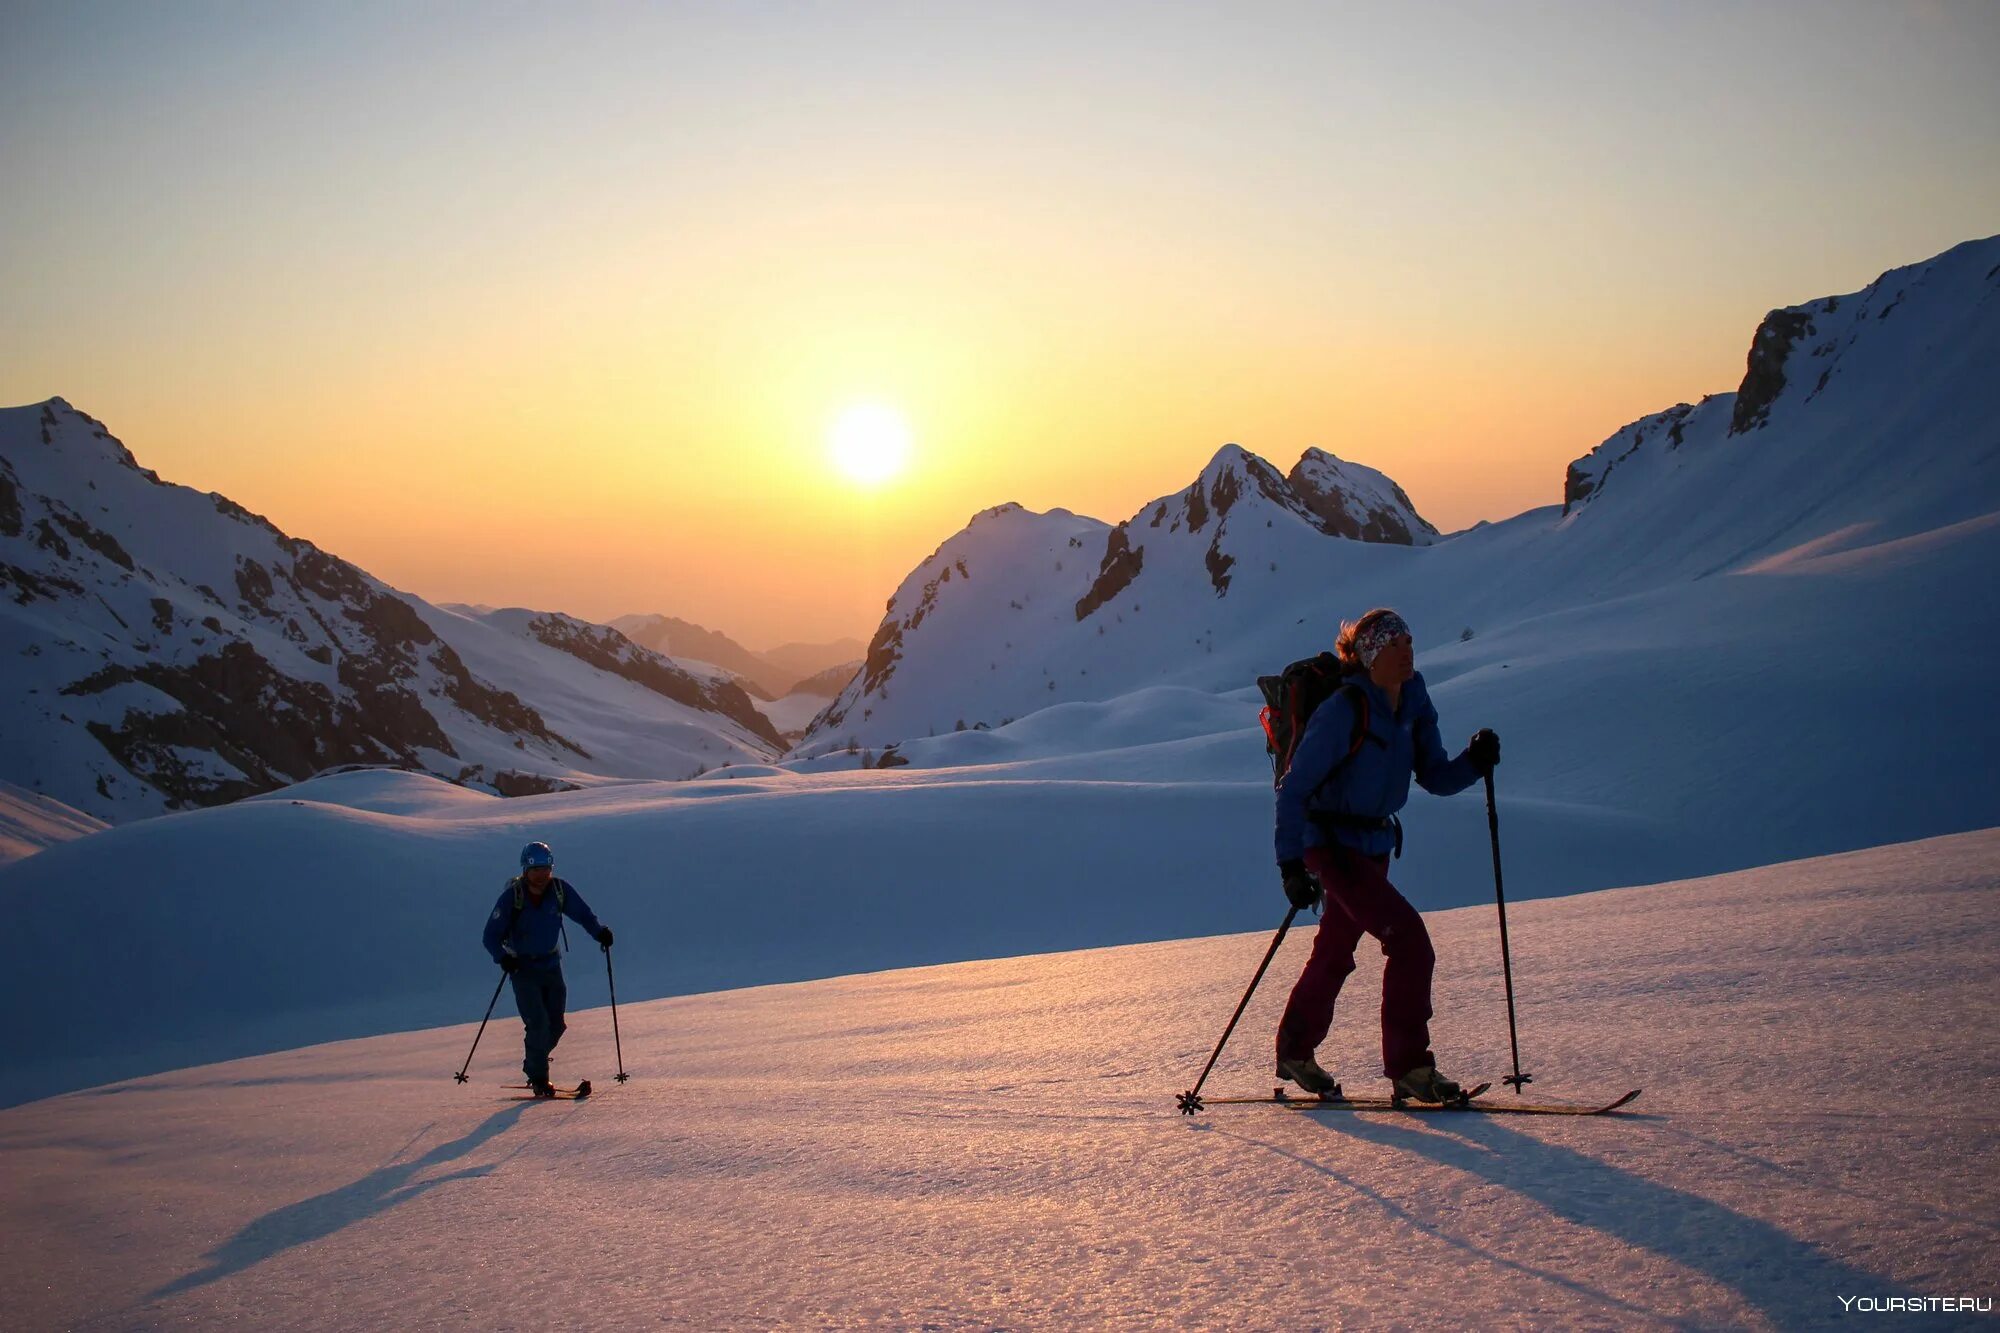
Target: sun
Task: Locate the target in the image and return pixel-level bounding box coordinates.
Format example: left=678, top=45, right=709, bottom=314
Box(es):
left=827, top=403, right=912, bottom=485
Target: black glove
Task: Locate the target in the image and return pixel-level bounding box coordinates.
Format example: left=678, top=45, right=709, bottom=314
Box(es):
left=499, top=955, right=521, bottom=974
left=596, top=926, right=614, bottom=949
left=1280, top=859, right=1321, bottom=911
left=1469, top=728, right=1500, bottom=774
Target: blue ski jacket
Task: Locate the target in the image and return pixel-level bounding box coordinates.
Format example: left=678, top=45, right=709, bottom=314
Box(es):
left=482, top=876, right=605, bottom=970
left=1274, top=670, right=1481, bottom=863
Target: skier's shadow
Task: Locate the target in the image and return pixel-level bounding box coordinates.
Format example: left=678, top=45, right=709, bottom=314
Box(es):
left=1251, top=1108, right=1922, bottom=1325
left=149, top=1102, right=532, bottom=1301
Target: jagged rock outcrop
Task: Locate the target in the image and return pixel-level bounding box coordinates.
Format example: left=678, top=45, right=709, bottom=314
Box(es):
left=1288, top=449, right=1440, bottom=544
left=1565, top=235, right=2000, bottom=513
left=801, top=442, right=1437, bottom=751
left=517, top=612, right=783, bottom=749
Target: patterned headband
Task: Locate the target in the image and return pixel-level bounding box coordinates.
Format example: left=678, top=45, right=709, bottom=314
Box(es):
left=1355, top=612, right=1412, bottom=667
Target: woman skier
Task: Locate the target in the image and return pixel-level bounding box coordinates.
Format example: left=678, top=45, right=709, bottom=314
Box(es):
left=1272, top=608, right=1499, bottom=1104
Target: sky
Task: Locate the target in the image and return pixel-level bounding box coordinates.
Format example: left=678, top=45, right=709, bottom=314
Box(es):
left=3, top=1, right=1997, bottom=646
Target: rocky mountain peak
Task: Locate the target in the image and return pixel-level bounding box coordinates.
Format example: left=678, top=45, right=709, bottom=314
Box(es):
left=1287, top=448, right=1440, bottom=545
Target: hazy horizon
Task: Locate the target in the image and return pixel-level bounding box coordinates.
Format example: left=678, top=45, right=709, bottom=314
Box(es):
left=5, top=1, right=1997, bottom=643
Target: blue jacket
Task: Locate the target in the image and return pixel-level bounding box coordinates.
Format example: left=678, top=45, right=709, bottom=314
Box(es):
left=1274, top=670, right=1480, bottom=862
left=482, top=876, right=605, bottom=970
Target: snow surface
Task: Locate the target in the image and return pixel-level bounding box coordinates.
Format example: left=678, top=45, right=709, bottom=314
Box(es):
left=751, top=688, right=839, bottom=738
left=417, top=603, right=780, bottom=777
left=0, top=779, right=106, bottom=865
left=3, top=830, right=1994, bottom=1329
left=7, top=238, right=1999, bottom=1113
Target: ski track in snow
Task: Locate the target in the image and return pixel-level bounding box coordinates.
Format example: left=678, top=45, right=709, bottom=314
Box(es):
left=3, top=830, right=1995, bottom=1329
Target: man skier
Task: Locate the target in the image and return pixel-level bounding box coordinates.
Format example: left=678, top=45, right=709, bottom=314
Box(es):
left=1272, top=608, right=1499, bottom=1105
left=481, top=841, right=613, bottom=1097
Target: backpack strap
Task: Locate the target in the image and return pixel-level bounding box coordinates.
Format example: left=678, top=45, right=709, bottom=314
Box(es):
left=1337, top=682, right=1370, bottom=762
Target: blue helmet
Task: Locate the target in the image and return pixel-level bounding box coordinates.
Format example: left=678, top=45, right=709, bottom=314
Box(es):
left=520, top=841, right=555, bottom=870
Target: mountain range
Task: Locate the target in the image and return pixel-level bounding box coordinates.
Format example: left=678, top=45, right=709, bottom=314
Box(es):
left=802, top=234, right=2000, bottom=753
left=0, top=402, right=785, bottom=820
left=3, top=234, right=1996, bottom=1107
left=607, top=613, right=861, bottom=699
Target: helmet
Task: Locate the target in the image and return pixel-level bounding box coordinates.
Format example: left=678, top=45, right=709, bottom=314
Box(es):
left=520, top=841, right=555, bottom=870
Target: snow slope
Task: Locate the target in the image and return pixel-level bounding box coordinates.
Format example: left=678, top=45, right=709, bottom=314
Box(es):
left=11, top=511, right=2000, bottom=1109
left=0, top=400, right=779, bottom=819
left=801, top=236, right=2000, bottom=760
left=0, top=779, right=105, bottom=865
left=3, top=830, right=1993, bottom=1329
left=7, top=236, right=1996, bottom=1124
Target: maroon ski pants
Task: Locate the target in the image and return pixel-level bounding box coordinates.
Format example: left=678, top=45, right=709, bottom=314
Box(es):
left=1275, top=841, right=1437, bottom=1079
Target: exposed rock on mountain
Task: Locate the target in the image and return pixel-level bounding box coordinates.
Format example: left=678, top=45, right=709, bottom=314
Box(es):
left=804, top=443, right=1440, bottom=751
left=0, top=400, right=779, bottom=820
left=804, top=235, right=2000, bottom=753
left=1565, top=235, right=2000, bottom=513
left=1288, top=449, right=1440, bottom=545
left=495, top=610, right=782, bottom=749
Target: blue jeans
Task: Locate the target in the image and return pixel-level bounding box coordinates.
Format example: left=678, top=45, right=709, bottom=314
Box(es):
left=510, top=965, right=568, bottom=1083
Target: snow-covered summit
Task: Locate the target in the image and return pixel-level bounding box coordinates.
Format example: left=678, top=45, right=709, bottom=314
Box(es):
left=802, top=235, right=2000, bottom=755
left=1564, top=233, right=2000, bottom=517
left=1289, top=446, right=1441, bottom=545
left=806, top=502, right=1111, bottom=745
left=801, top=443, right=1437, bottom=750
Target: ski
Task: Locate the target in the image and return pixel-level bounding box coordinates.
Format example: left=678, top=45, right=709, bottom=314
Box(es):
left=503, top=1079, right=593, bottom=1099
left=1195, top=1086, right=1640, bottom=1116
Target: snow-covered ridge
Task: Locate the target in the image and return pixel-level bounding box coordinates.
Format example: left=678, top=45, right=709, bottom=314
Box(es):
left=0, top=779, right=105, bottom=864
left=802, top=443, right=1443, bottom=751
left=610, top=613, right=862, bottom=698
left=799, top=234, right=2000, bottom=755
left=472, top=608, right=782, bottom=750
left=1564, top=233, right=2000, bottom=511
left=0, top=401, right=780, bottom=820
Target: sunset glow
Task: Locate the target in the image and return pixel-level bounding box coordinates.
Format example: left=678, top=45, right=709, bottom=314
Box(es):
left=1, top=4, right=1995, bottom=645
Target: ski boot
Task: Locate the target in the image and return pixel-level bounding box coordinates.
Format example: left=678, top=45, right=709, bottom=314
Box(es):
left=1391, top=1065, right=1466, bottom=1108
left=528, top=1077, right=557, bottom=1099
left=1276, top=1054, right=1342, bottom=1100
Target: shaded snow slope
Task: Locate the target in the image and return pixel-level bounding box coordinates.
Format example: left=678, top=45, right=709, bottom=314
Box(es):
left=2, top=830, right=1993, bottom=1328
left=11, top=502, right=2000, bottom=1108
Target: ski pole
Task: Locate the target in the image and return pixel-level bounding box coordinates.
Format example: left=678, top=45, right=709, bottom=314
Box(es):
left=603, top=941, right=629, bottom=1084
left=1177, top=906, right=1299, bottom=1114
left=1485, top=771, right=1533, bottom=1093
left=453, top=971, right=509, bottom=1084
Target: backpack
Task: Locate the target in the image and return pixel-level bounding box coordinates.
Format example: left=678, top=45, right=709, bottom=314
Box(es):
left=1257, top=652, right=1371, bottom=790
